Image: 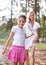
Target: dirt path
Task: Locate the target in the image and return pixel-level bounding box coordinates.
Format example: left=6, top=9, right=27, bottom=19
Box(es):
left=34, top=49, right=46, bottom=65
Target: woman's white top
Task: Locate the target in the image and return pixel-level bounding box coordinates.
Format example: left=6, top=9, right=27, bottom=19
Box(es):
left=11, top=26, right=26, bottom=46
left=25, top=21, right=40, bottom=49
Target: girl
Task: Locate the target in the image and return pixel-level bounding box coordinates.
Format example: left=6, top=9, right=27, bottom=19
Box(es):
left=25, top=11, right=40, bottom=65
left=2, top=15, right=33, bottom=65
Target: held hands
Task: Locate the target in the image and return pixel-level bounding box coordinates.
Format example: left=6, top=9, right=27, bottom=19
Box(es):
left=31, top=32, right=34, bottom=36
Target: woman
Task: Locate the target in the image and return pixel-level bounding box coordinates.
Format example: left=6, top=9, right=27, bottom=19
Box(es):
left=25, top=11, right=40, bottom=65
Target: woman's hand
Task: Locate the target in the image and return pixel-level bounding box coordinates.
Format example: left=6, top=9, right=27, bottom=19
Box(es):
left=33, top=38, right=37, bottom=44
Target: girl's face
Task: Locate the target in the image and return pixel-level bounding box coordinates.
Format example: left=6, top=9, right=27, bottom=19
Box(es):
left=18, top=17, right=26, bottom=28
left=29, top=12, right=35, bottom=22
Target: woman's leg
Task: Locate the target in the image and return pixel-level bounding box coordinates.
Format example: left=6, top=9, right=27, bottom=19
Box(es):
left=26, top=50, right=30, bottom=65
left=12, top=62, right=17, bottom=65
left=30, top=45, right=35, bottom=65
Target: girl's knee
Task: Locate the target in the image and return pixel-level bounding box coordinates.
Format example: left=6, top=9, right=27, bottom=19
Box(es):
left=12, top=62, right=17, bottom=65
left=19, top=62, right=24, bottom=65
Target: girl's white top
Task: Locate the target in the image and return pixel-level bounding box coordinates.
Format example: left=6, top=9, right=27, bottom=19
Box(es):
left=11, top=26, right=26, bottom=46
left=25, top=21, right=40, bottom=49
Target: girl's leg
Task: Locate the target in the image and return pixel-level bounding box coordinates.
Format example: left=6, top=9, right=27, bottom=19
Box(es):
left=26, top=50, right=30, bottom=65
left=12, top=62, right=17, bottom=65
left=19, top=62, right=24, bottom=65
left=30, top=45, right=35, bottom=65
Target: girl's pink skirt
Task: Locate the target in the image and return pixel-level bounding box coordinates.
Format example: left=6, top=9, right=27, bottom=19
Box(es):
left=8, top=45, right=26, bottom=62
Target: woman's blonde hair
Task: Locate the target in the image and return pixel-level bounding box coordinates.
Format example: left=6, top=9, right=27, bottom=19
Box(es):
left=27, top=11, right=36, bottom=22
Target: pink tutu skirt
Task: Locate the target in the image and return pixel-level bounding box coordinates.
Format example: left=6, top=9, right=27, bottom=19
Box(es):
left=8, top=45, right=26, bottom=62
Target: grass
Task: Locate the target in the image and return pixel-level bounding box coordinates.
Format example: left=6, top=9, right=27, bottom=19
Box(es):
left=0, top=39, right=6, bottom=44
left=0, top=39, right=12, bottom=45
left=0, top=39, right=46, bottom=49
left=36, top=43, right=46, bottom=49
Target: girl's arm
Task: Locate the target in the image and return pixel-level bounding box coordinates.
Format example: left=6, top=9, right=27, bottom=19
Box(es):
left=25, top=24, right=34, bottom=39
left=2, top=31, right=14, bottom=55
left=25, top=33, right=34, bottom=39
left=5, top=32, right=14, bottom=49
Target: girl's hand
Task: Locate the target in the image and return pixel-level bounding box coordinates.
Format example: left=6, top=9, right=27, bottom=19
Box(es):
left=2, top=48, right=6, bottom=55
left=31, top=32, right=34, bottom=36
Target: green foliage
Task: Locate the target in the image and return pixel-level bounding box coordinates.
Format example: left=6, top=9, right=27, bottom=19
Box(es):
left=38, top=27, right=45, bottom=38
left=5, top=19, right=12, bottom=30
left=6, top=18, right=17, bottom=30
left=37, top=14, right=46, bottom=38
left=12, top=18, right=17, bottom=26
left=0, top=18, right=17, bottom=33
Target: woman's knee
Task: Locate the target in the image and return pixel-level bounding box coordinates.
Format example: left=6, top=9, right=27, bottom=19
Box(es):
left=31, top=47, right=35, bottom=57
left=30, top=52, right=34, bottom=58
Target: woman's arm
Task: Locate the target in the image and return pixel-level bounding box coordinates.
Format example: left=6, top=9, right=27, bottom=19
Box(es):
left=33, top=29, right=38, bottom=43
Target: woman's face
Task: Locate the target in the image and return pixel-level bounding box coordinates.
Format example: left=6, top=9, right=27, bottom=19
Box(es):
left=29, top=12, right=35, bottom=22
